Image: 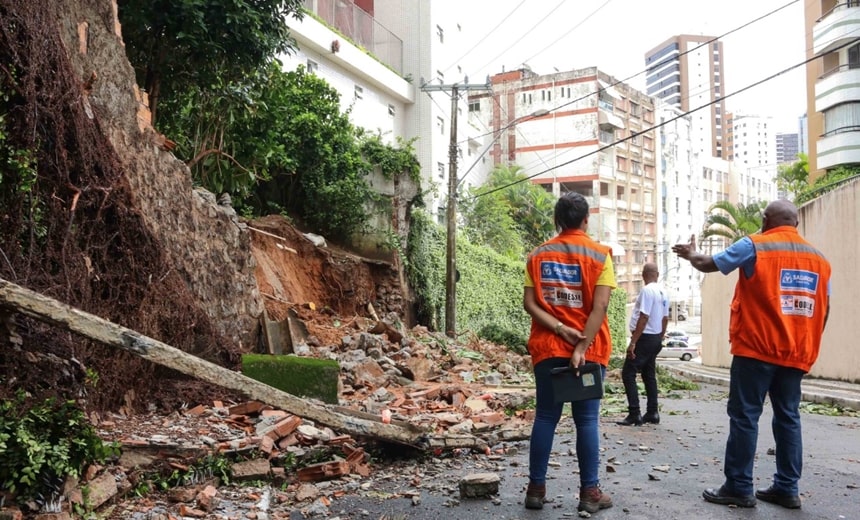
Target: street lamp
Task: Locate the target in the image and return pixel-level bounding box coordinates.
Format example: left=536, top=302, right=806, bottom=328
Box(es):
left=444, top=108, right=550, bottom=336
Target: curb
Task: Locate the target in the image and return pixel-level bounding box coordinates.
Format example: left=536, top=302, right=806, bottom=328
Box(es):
left=663, top=364, right=860, bottom=411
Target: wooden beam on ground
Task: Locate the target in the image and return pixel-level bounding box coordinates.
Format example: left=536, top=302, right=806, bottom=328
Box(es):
left=0, top=278, right=427, bottom=447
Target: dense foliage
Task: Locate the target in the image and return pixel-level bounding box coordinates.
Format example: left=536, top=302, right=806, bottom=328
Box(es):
left=702, top=200, right=766, bottom=243
left=776, top=153, right=860, bottom=205
left=407, top=209, right=630, bottom=353
left=461, top=165, right=555, bottom=259
left=0, top=393, right=117, bottom=501
left=156, top=62, right=418, bottom=239
left=117, top=0, right=304, bottom=123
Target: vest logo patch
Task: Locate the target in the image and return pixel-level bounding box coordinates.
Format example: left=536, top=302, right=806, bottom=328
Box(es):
left=540, top=261, right=582, bottom=285
left=541, top=287, right=584, bottom=308
left=779, top=269, right=819, bottom=294
left=780, top=295, right=815, bottom=318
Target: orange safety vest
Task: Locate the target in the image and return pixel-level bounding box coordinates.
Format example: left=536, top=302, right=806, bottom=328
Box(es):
left=525, top=229, right=613, bottom=366
left=729, top=226, right=831, bottom=372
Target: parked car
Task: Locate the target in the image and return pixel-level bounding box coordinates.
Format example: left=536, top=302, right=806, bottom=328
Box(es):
left=658, top=339, right=699, bottom=361
left=665, top=329, right=689, bottom=343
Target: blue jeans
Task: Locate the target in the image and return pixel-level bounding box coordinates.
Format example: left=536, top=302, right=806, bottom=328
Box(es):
left=621, top=333, right=663, bottom=413
left=723, top=355, right=805, bottom=496
left=529, top=357, right=604, bottom=489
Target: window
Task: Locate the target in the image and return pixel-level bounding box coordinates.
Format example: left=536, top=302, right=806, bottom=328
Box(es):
left=354, top=84, right=363, bottom=99
left=600, top=182, right=610, bottom=196
left=437, top=116, right=444, bottom=135
left=850, top=42, right=860, bottom=69
left=388, top=104, right=395, bottom=116
left=630, top=102, right=641, bottom=118
left=306, top=59, right=318, bottom=73
left=436, top=25, right=444, bottom=43
left=437, top=162, right=445, bottom=178
left=468, top=100, right=480, bottom=112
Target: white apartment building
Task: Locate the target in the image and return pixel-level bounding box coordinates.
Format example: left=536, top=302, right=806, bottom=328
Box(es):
left=731, top=114, right=778, bottom=206
left=283, top=1, right=484, bottom=219
left=655, top=104, right=703, bottom=316
left=805, top=0, right=860, bottom=179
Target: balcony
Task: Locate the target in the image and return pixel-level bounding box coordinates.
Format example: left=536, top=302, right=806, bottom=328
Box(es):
left=816, top=65, right=860, bottom=112
left=813, top=1, right=860, bottom=55
left=817, top=127, right=860, bottom=169
left=303, top=0, right=403, bottom=73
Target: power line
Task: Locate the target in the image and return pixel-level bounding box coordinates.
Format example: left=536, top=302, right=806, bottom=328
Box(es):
left=463, top=0, right=799, bottom=145
left=436, top=0, right=528, bottom=82
left=467, top=36, right=860, bottom=201
left=469, top=0, right=568, bottom=75
left=520, top=0, right=614, bottom=66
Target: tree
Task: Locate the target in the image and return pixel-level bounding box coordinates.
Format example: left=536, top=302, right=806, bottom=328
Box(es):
left=776, top=153, right=809, bottom=201
left=796, top=165, right=860, bottom=204
left=461, top=165, right=556, bottom=258
left=702, top=200, right=766, bottom=243
left=117, top=0, right=304, bottom=123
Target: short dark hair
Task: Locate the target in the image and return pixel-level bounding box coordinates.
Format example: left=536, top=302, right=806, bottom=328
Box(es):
left=554, top=192, right=589, bottom=231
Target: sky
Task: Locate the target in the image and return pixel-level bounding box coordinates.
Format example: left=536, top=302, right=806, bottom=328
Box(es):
left=437, top=0, right=807, bottom=133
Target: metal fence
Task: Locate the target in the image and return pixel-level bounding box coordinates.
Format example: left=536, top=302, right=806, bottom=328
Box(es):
left=302, top=0, right=403, bottom=74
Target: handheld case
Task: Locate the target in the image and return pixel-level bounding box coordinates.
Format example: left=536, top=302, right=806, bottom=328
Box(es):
left=549, top=362, right=604, bottom=403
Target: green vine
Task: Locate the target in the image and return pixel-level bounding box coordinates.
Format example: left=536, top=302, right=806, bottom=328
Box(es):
left=0, top=392, right=119, bottom=501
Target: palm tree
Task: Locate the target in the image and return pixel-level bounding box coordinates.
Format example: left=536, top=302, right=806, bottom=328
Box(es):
left=702, top=200, right=767, bottom=243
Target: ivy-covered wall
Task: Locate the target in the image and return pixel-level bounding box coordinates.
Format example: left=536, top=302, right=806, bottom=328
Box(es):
left=407, top=209, right=629, bottom=355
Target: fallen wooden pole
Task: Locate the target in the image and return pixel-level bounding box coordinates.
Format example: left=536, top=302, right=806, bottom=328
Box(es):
left=0, top=278, right=427, bottom=447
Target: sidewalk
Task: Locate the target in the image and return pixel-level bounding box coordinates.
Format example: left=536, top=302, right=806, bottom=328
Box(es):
left=662, top=360, right=860, bottom=411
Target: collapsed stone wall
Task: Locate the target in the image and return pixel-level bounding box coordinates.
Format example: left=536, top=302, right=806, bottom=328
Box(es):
left=56, top=0, right=262, bottom=348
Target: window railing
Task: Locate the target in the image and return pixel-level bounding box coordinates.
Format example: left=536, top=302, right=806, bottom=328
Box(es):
left=303, top=0, right=403, bottom=74
left=819, top=62, right=860, bottom=80
left=818, top=0, right=860, bottom=22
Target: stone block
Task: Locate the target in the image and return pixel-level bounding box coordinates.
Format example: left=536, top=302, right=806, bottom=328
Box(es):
left=86, top=471, right=118, bottom=509
left=231, top=458, right=271, bottom=481
left=242, top=354, right=340, bottom=404
left=458, top=472, right=500, bottom=498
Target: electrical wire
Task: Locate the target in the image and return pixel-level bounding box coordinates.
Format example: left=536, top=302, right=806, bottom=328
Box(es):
left=519, top=0, right=614, bottom=66
left=462, top=0, right=800, bottom=145
left=435, top=0, right=528, bottom=82
left=467, top=36, right=860, bottom=201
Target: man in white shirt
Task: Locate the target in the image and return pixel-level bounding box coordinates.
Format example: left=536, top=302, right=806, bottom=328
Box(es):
left=618, top=263, right=669, bottom=426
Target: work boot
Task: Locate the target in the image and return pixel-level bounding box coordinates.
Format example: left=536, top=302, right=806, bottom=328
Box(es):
left=616, top=412, right=642, bottom=426
left=642, top=411, right=660, bottom=424
left=578, top=486, right=613, bottom=513
left=524, top=482, right=546, bottom=510
left=756, top=485, right=801, bottom=509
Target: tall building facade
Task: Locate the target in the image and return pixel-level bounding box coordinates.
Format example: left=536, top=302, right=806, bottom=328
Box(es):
left=804, top=1, right=860, bottom=180
left=645, top=35, right=728, bottom=159
left=776, top=132, right=799, bottom=164
left=469, top=67, right=659, bottom=298
left=285, top=0, right=490, bottom=219
left=731, top=114, right=778, bottom=205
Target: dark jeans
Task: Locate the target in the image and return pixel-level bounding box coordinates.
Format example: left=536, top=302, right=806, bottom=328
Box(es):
left=621, top=333, right=663, bottom=413
left=529, top=357, right=605, bottom=489
left=723, top=355, right=805, bottom=496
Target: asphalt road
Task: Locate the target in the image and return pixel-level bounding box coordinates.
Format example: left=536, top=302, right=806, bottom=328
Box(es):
left=323, top=380, right=860, bottom=520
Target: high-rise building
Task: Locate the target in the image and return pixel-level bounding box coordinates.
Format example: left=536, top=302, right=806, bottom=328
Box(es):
left=731, top=114, right=778, bottom=205
left=469, top=67, right=659, bottom=298
left=804, top=1, right=860, bottom=180
left=644, top=35, right=728, bottom=159
left=776, top=132, right=799, bottom=164
left=798, top=114, right=809, bottom=156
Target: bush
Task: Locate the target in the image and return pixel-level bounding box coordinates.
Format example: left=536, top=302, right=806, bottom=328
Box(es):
left=0, top=392, right=118, bottom=501
left=478, top=324, right=528, bottom=355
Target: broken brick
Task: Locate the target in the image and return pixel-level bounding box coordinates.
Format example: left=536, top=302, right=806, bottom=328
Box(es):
left=228, top=401, right=265, bottom=416
left=296, top=460, right=350, bottom=482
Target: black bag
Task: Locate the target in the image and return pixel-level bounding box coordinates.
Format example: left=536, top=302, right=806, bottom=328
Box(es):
left=549, top=362, right=604, bottom=403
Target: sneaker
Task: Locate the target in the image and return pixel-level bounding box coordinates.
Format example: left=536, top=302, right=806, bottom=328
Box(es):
left=756, top=485, right=801, bottom=509
left=578, top=486, right=613, bottom=513
left=642, top=411, right=660, bottom=424
left=524, top=482, right=545, bottom=510
left=616, top=413, right=642, bottom=426
left=702, top=486, right=756, bottom=508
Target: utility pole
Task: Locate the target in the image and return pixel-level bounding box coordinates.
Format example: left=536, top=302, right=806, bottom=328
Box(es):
left=420, top=81, right=492, bottom=337
left=445, top=84, right=459, bottom=337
